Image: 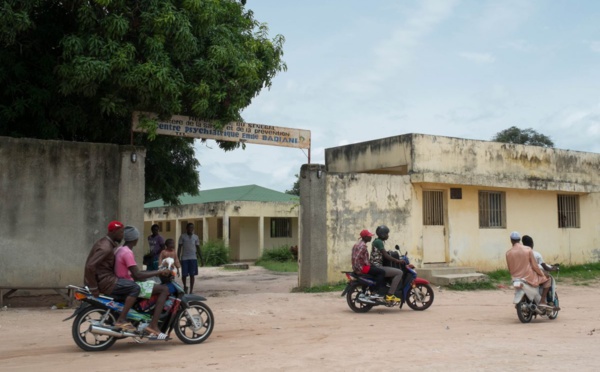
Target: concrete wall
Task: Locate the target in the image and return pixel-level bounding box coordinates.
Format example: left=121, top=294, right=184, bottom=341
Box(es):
left=0, top=136, right=145, bottom=288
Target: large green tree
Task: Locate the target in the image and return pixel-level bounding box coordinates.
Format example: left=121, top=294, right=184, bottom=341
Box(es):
left=491, top=126, right=554, bottom=147
left=0, top=0, right=285, bottom=205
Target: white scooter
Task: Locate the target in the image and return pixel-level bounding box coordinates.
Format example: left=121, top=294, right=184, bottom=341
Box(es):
left=512, top=265, right=560, bottom=323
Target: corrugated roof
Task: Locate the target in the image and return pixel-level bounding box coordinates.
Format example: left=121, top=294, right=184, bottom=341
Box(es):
left=144, top=184, right=298, bottom=208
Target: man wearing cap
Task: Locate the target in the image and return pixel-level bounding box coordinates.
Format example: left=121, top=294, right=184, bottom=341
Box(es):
left=84, top=221, right=139, bottom=330
left=114, top=226, right=171, bottom=338
left=352, top=229, right=386, bottom=299
left=506, top=231, right=552, bottom=308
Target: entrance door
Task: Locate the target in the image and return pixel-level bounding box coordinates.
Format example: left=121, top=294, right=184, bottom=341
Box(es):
left=422, top=190, right=447, bottom=263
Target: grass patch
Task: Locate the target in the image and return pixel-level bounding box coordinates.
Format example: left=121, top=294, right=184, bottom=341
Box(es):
left=446, top=263, right=600, bottom=291
left=294, top=281, right=347, bottom=293
left=201, top=240, right=230, bottom=267
left=255, top=245, right=298, bottom=272
left=255, top=260, right=298, bottom=272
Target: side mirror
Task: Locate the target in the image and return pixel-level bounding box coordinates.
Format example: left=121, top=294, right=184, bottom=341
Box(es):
left=395, top=245, right=400, bottom=250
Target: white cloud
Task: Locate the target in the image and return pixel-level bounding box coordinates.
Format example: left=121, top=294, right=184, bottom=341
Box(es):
left=589, top=41, right=600, bottom=53
left=458, top=52, right=496, bottom=63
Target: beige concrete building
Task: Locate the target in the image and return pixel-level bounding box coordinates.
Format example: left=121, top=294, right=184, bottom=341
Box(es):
left=299, top=133, right=600, bottom=286
left=143, top=185, right=299, bottom=261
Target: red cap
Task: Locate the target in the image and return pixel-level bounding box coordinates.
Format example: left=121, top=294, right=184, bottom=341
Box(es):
left=360, top=229, right=374, bottom=238
left=107, top=220, right=124, bottom=232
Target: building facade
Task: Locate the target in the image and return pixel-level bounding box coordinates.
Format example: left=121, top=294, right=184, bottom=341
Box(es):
left=299, top=133, right=600, bottom=286
left=143, top=185, right=299, bottom=261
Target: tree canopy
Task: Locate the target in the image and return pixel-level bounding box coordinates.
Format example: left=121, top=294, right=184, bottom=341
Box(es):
left=0, top=0, right=286, bottom=205
left=491, top=126, right=554, bottom=148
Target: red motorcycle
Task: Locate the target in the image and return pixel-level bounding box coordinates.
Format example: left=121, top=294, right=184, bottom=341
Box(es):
left=342, top=246, right=434, bottom=313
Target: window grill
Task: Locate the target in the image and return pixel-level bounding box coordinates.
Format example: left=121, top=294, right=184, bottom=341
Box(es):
left=558, top=195, right=580, bottom=228
left=479, top=191, right=506, bottom=228
left=423, top=190, right=444, bottom=225
left=271, top=218, right=292, bottom=238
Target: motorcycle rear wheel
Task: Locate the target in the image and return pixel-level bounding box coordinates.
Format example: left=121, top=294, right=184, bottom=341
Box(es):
left=174, top=301, right=214, bottom=344
left=547, top=293, right=559, bottom=320
left=406, top=283, right=434, bottom=311
left=346, top=283, right=374, bottom=313
left=72, top=306, right=118, bottom=351
left=516, top=300, right=534, bottom=323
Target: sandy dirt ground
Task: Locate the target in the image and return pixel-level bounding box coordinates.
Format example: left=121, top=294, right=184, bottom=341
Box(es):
left=1, top=266, right=600, bottom=372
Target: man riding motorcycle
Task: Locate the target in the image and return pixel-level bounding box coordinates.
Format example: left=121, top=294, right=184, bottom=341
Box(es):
left=370, top=225, right=405, bottom=302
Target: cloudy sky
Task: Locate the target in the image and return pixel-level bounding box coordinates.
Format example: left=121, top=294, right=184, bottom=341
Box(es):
left=194, top=0, right=600, bottom=193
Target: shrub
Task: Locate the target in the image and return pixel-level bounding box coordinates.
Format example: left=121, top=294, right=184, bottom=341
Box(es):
left=258, top=245, right=294, bottom=262
left=201, top=240, right=230, bottom=267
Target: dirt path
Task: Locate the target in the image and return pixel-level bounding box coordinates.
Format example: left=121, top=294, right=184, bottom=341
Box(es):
left=1, top=266, right=599, bottom=371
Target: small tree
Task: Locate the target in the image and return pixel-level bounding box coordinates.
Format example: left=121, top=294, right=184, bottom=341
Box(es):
left=285, top=173, right=300, bottom=196
left=492, top=126, right=554, bottom=147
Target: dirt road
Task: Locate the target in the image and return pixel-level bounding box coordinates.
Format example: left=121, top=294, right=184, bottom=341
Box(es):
left=1, top=266, right=599, bottom=371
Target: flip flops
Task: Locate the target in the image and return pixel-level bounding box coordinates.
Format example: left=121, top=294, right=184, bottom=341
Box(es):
left=114, top=321, right=136, bottom=332
left=145, top=326, right=170, bottom=341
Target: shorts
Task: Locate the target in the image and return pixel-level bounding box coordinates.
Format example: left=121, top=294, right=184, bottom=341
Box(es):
left=110, top=278, right=140, bottom=298
left=181, top=259, right=198, bottom=277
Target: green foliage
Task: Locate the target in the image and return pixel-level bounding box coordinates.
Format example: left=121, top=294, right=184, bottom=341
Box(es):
left=285, top=173, right=300, bottom=196
left=446, top=281, right=498, bottom=291
left=258, top=245, right=295, bottom=262
left=255, top=260, right=298, bottom=273
left=294, top=281, right=347, bottom=293
left=201, top=240, right=230, bottom=267
left=554, top=262, right=600, bottom=282
left=492, top=126, right=554, bottom=147
left=0, top=0, right=286, bottom=205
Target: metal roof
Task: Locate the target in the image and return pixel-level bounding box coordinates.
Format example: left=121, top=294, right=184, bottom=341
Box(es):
left=144, top=184, right=298, bottom=208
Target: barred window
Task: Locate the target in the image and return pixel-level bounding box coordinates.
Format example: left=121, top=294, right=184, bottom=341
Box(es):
left=479, top=191, right=506, bottom=228
left=558, top=195, right=580, bottom=228
left=271, top=218, right=292, bottom=238
left=423, top=190, right=444, bottom=225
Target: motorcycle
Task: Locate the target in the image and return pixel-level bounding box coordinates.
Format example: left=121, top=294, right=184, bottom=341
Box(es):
left=64, top=258, right=214, bottom=351
left=342, top=246, right=434, bottom=313
left=512, top=265, right=560, bottom=323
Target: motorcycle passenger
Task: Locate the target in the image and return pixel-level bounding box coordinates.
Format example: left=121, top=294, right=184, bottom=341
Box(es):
left=114, top=226, right=171, bottom=339
left=521, top=235, right=560, bottom=310
left=84, top=221, right=141, bottom=332
left=352, top=229, right=387, bottom=299
left=370, top=225, right=405, bottom=302
left=505, top=231, right=552, bottom=308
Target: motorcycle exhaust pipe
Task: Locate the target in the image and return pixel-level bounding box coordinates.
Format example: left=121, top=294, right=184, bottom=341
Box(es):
left=90, top=325, right=137, bottom=338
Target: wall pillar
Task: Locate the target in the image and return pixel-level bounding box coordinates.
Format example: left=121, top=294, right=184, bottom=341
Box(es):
left=223, top=212, right=229, bottom=247
left=258, top=216, right=265, bottom=256
left=202, top=217, right=209, bottom=244
left=299, top=164, right=328, bottom=287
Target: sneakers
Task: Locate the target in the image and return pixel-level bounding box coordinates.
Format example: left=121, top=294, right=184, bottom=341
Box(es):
left=385, top=294, right=401, bottom=302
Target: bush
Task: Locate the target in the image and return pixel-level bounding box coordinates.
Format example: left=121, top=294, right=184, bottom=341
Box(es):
left=201, top=240, right=230, bottom=267
left=258, top=245, right=294, bottom=262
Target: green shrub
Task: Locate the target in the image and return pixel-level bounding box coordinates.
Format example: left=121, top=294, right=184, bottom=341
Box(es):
left=258, top=245, right=294, bottom=262
left=201, top=240, right=230, bottom=267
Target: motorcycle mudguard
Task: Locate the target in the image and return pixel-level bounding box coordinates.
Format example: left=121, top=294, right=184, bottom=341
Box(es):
left=414, top=277, right=429, bottom=285
left=62, top=302, right=91, bottom=322
left=513, top=289, right=525, bottom=304
left=341, top=284, right=351, bottom=297
left=182, top=294, right=207, bottom=304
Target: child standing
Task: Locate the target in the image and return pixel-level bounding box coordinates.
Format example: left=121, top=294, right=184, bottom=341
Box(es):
left=159, top=239, right=181, bottom=294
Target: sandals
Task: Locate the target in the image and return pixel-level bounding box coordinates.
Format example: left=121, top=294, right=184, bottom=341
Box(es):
left=114, top=321, right=136, bottom=332
left=145, top=326, right=170, bottom=340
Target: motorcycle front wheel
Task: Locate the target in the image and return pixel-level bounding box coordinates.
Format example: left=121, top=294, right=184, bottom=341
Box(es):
left=346, top=283, right=374, bottom=313
left=547, top=293, right=559, bottom=320
left=72, top=306, right=118, bottom=351
left=174, top=301, right=214, bottom=344
left=406, top=283, right=434, bottom=311
left=516, top=300, right=534, bottom=323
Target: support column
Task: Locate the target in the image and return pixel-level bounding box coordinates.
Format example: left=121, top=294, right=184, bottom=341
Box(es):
left=202, top=217, right=209, bottom=245
left=223, top=212, right=229, bottom=247
left=258, top=216, right=264, bottom=257
left=174, top=218, right=181, bottom=249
